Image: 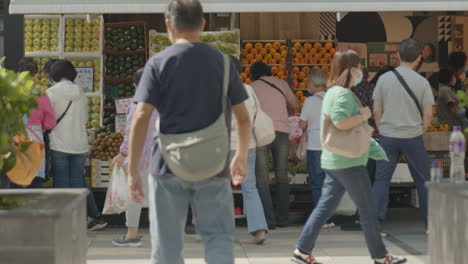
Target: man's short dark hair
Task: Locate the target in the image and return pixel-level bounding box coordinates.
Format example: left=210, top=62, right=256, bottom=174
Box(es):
left=250, top=61, right=271, bottom=81
left=133, top=68, right=145, bottom=86
left=43, top=59, right=58, bottom=75
left=399, top=38, right=422, bottom=63
left=165, top=0, right=204, bottom=31
left=438, top=68, right=455, bottom=85
left=50, top=59, right=77, bottom=82
left=448, top=51, right=467, bottom=72
left=18, top=57, right=38, bottom=76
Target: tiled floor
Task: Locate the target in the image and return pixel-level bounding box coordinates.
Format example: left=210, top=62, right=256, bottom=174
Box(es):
left=87, top=213, right=428, bottom=264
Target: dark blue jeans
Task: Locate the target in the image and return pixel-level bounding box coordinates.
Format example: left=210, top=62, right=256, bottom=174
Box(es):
left=255, top=131, right=290, bottom=227
left=0, top=172, right=10, bottom=189
left=306, top=150, right=325, bottom=207
left=297, top=166, right=387, bottom=259
left=51, top=150, right=100, bottom=218
left=372, top=136, right=429, bottom=225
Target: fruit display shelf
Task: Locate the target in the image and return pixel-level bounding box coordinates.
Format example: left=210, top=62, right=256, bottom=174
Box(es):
left=104, top=22, right=148, bottom=58
left=290, top=40, right=336, bottom=66
left=149, top=29, right=240, bottom=57
left=24, top=15, right=63, bottom=56
left=63, top=15, right=103, bottom=54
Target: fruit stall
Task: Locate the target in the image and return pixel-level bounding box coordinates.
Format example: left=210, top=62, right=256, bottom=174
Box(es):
left=9, top=0, right=468, bottom=224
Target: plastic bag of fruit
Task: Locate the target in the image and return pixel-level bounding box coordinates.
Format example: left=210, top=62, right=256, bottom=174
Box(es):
left=103, top=167, right=129, bottom=215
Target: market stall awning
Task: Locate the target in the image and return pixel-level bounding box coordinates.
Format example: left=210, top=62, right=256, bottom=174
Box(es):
left=9, top=0, right=468, bottom=14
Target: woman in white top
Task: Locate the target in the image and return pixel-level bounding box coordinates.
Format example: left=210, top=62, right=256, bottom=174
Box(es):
left=47, top=59, right=107, bottom=231
left=299, top=69, right=327, bottom=208
left=230, top=56, right=268, bottom=244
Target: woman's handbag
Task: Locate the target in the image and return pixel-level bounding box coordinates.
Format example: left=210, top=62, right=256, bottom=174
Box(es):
left=296, top=133, right=307, bottom=160
left=321, top=88, right=374, bottom=158
left=6, top=127, right=45, bottom=186
left=251, top=87, right=276, bottom=147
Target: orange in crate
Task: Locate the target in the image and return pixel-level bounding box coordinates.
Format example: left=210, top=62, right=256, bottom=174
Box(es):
left=264, top=43, right=272, bottom=49
left=281, top=76, right=287, bottom=80
left=298, top=72, right=306, bottom=80
left=292, top=67, right=300, bottom=74
left=271, top=66, right=279, bottom=74
left=305, top=53, right=313, bottom=60
left=299, top=82, right=306, bottom=89
left=324, top=53, right=332, bottom=60
left=273, top=42, right=282, bottom=50
left=269, top=59, right=277, bottom=64
left=278, top=65, right=287, bottom=71
left=242, top=59, right=249, bottom=65
left=314, top=53, right=322, bottom=60
left=300, top=96, right=307, bottom=102
left=295, top=90, right=304, bottom=98
left=300, top=48, right=308, bottom=55
left=291, top=47, right=297, bottom=55
left=313, top=65, right=320, bottom=69
left=303, top=77, right=308, bottom=83
left=309, top=58, right=318, bottom=64
left=250, top=59, right=257, bottom=64
left=279, top=58, right=286, bottom=65
left=304, top=43, right=313, bottom=51
left=242, top=49, right=248, bottom=56
left=310, top=48, right=318, bottom=55
left=293, top=42, right=302, bottom=50
left=262, top=59, right=269, bottom=64
left=319, top=48, right=327, bottom=55
left=281, top=50, right=288, bottom=58
left=251, top=48, right=258, bottom=55
left=264, top=54, right=272, bottom=61
left=255, top=43, right=263, bottom=50
left=269, top=48, right=277, bottom=55
left=324, top=42, right=333, bottom=51
left=330, top=48, right=336, bottom=56
left=300, top=58, right=308, bottom=64
left=280, top=45, right=288, bottom=51
left=295, top=53, right=304, bottom=60
left=314, top=42, right=323, bottom=49
left=256, top=54, right=263, bottom=61
left=245, top=78, right=252, bottom=84
left=241, top=72, right=247, bottom=80
left=292, top=73, right=298, bottom=80
left=244, top=67, right=250, bottom=74
left=321, top=65, right=330, bottom=72
left=277, top=71, right=285, bottom=78
left=302, top=66, right=310, bottom=74
left=320, top=58, right=328, bottom=64
left=292, top=58, right=299, bottom=64
left=292, top=79, right=299, bottom=88
left=260, top=48, right=268, bottom=56
left=246, top=53, right=254, bottom=61
left=244, top=42, right=253, bottom=50
left=273, top=53, right=282, bottom=61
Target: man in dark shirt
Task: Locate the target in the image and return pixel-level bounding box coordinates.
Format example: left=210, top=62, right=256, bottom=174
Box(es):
left=126, top=1, right=251, bottom=263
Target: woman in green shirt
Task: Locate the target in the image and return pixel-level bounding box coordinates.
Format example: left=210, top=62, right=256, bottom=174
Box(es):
left=291, top=50, right=406, bottom=264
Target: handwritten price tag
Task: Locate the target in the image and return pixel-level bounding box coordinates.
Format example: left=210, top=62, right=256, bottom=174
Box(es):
left=115, top=98, right=133, bottom=114
left=75, top=67, right=94, bottom=93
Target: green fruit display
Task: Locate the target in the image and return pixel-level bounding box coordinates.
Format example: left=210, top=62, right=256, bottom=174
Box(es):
left=91, top=132, right=123, bottom=161
left=217, top=43, right=237, bottom=56
left=87, top=96, right=101, bottom=129
left=200, top=33, right=217, bottom=43
left=152, top=34, right=171, bottom=46
left=105, top=26, right=145, bottom=51
left=24, top=17, right=59, bottom=52
left=65, top=18, right=101, bottom=52
left=105, top=54, right=145, bottom=79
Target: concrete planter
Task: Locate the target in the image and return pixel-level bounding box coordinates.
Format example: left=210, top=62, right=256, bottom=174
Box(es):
left=0, top=189, right=88, bottom=264
left=428, top=183, right=468, bottom=264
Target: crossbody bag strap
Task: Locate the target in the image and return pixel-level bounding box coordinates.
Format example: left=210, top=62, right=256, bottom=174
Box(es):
left=392, top=69, right=423, bottom=118
left=222, top=55, right=230, bottom=112
left=258, top=78, right=286, bottom=98
left=45, top=101, right=72, bottom=134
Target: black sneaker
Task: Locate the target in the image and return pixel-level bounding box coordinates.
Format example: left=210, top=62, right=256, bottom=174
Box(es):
left=291, top=249, right=322, bottom=264
left=87, top=217, right=108, bottom=231
left=374, top=255, right=407, bottom=264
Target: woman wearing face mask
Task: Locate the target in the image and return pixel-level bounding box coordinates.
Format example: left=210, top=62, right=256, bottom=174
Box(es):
left=291, top=50, right=406, bottom=264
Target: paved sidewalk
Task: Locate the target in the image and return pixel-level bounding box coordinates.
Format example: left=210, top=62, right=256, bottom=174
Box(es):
left=87, top=221, right=427, bottom=264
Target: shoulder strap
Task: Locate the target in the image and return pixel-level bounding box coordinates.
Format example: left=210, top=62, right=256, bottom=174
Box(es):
left=222, top=55, right=230, bottom=112
left=392, top=69, right=423, bottom=118
left=259, top=78, right=286, bottom=98
left=57, top=101, right=72, bottom=125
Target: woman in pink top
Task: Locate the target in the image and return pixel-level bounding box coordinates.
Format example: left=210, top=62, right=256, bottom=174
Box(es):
left=10, top=58, right=57, bottom=188
left=250, top=61, right=300, bottom=228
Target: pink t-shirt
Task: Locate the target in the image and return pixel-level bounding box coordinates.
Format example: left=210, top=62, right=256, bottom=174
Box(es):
left=250, top=76, right=296, bottom=134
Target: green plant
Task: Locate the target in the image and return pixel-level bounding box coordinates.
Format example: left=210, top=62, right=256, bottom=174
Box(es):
left=0, top=61, right=37, bottom=173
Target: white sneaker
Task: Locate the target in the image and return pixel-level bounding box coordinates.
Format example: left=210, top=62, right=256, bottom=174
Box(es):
left=374, top=254, right=407, bottom=264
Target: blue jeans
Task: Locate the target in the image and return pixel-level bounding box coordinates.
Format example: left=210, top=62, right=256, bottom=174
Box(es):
left=372, top=136, right=429, bottom=224
left=51, top=150, right=100, bottom=218
left=307, top=151, right=325, bottom=207
left=256, top=131, right=290, bottom=227
left=233, top=149, right=268, bottom=235
left=297, top=166, right=387, bottom=259
left=148, top=174, right=235, bottom=264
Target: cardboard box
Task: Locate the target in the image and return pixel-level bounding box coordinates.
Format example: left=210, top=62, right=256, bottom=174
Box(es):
left=91, top=159, right=112, bottom=167
left=294, top=174, right=309, bottom=184
left=423, top=132, right=450, bottom=151
left=91, top=180, right=110, bottom=188
left=91, top=159, right=112, bottom=188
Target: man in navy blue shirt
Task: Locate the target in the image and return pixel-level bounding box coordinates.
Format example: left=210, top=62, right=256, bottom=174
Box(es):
left=126, top=0, right=251, bottom=263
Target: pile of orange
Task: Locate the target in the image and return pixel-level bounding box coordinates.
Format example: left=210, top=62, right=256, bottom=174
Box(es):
left=291, top=42, right=335, bottom=65
left=241, top=64, right=288, bottom=84
left=242, top=42, right=288, bottom=65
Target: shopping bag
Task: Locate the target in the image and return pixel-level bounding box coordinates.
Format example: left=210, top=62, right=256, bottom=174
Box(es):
left=103, top=167, right=129, bottom=215
left=335, top=192, right=357, bottom=216
left=296, top=133, right=307, bottom=160
left=6, top=127, right=45, bottom=186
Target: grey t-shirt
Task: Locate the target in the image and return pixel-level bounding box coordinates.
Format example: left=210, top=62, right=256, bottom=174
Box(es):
left=373, top=66, right=435, bottom=138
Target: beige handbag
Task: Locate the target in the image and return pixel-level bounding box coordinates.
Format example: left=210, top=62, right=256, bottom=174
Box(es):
left=251, top=88, right=276, bottom=147
left=321, top=88, right=374, bottom=158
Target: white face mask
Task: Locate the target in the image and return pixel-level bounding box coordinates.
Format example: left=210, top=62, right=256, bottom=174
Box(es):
left=353, top=70, right=363, bottom=86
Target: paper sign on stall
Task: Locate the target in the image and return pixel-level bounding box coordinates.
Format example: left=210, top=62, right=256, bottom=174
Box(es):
left=115, top=115, right=127, bottom=133
left=115, top=98, right=133, bottom=114
left=75, top=67, right=94, bottom=93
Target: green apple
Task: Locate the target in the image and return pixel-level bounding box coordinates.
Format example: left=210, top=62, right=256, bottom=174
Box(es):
left=50, top=38, right=58, bottom=45
left=65, top=46, right=73, bottom=52
left=75, top=26, right=83, bottom=33
left=41, top=39, right=49, bottom=46
left=91, top=39, right=99, bottom=47
left=83, top=25, right=92, bottom=33
left=75, top=32, right=82, bottom=40
left=25, top=38, right=33, bottom=46
left=25, top=19, right=33, bottom=26
left=33, top=25, right=42, bottom=33
left=75, top=19, right=84, bottom=26
left=86, top=61, right=93, bottom=67
left=83, top=39, right=91, bottom=47
left=66, top=26, right=74, bottom=33
left=33, top=32, right=41, bottom=39
left=24, top=32, right=33, bottom=39
left=33, top=45, right=41, bottom=51
left=41, top=45, right=49, bottom=51
left=92, top=32, right=100, bottom=40
left=50, top=45, right=57, bottom=51
left=92, top=97, right=100, bottom=105
left=92, top=19, right=100, bottom=26
left=33, top=19, right=42, bottom=26
left=51, top=25, right=58, bottom=32
left=25, top=46, right=33, bottom=52
left=65, top=32, right=74, bottom=40
left=78, top=62, right=86, bottom=67
left=91, top=105, right=100, bottom=112
left=42, top=25, right=50, bottom=32
left=65, top=39, right=73, bottom=46
left=74, top=40, right=83, bottom=47
left=51, top=19, right=59, bottom=26
left=83, top=33, right=92, bottom=41
left=42, top=32, right=50, bottom=39
left=92, top=26, right=100, bottom=33
left=74, top=47, right=82, bottom=52
left=92, top=121, right=100, bottom=130
left=32, top=39, right=41, bottom=46
left=66, top=19, right=74, bottom=26
left=24, top=25, right=33, bottom=33
left=82, top=47, right=90, bottom=52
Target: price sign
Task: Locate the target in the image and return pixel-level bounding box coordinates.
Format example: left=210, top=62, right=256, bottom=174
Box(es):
left=115, top=98, right=133, bottom=114
left=75, top=67, right=94, bottom=93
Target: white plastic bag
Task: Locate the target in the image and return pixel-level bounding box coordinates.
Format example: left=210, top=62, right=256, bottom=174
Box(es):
left=335, top=192, right=357, bottom=216
left=103, top=167, right=129, bottom=215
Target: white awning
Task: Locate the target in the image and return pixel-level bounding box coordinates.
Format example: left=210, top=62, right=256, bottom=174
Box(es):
left=9, top=0, right=468, bottom=14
